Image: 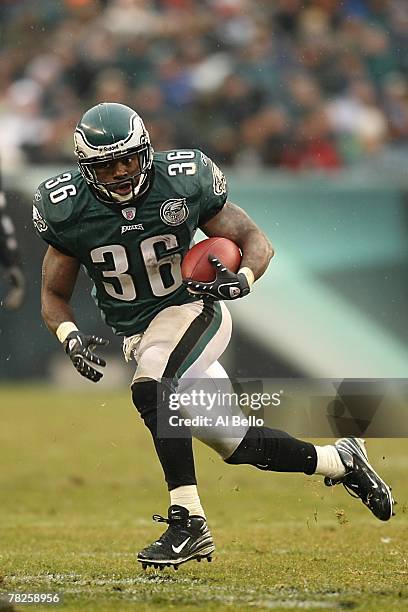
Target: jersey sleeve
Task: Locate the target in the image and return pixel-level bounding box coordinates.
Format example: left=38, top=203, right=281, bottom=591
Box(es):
left=32, top=187, right=76, bottom=257
left=196, top=151, right=228, bottom=225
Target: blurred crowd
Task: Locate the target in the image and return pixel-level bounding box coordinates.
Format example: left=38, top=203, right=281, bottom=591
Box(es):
left=1, top=0, right=408, bottom=171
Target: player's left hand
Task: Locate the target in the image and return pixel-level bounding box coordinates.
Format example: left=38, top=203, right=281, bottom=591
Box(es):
left=64, top=331, right=109, bottom=382
left=3, top=265, right=26, bottom=310
left=184, top=255, right=251, bottom=300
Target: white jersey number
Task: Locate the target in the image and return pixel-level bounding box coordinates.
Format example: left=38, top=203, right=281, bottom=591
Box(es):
left=90, top=235, right=182, bottom=301
left=45, top=173, right=77, bottom=204
left=90, top=244, right=136, bottom=302
left=167, top=150, right=196, bottom=176
left=140, top=235, right=182, bottom=297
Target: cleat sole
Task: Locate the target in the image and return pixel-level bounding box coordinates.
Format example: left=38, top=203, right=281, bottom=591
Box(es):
left=138, top=552, right=215, bottom=570
left=137, top=544, right=215, bottom=570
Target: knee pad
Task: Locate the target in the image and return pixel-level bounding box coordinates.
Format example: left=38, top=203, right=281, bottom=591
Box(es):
left=131, top=379, right=175, bottom=430
left=223, top=426, right=317, bottom=474
left=131, top=379, right=158, bottom=428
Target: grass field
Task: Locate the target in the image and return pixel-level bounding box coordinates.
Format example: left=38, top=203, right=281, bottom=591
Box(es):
left=0, top=386, right=407, bottom=611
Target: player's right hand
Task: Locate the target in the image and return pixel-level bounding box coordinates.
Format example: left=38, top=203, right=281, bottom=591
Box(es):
left=63, top=331, right=109, bottom=382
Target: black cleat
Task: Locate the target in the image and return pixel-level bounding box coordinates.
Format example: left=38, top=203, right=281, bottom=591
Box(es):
left=137, top=505, right=215, bottom=570
left=324, top=437, right=394, bottom=521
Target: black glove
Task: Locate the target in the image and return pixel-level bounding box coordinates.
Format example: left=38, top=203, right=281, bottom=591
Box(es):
left=184, top=255, right=251, bottom=300
left=63, top=331, right=109, bottom=382
left=3, top=265, right=25, bottom=310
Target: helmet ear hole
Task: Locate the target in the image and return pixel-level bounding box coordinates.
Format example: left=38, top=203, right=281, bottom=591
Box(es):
left=74, top=103, right=153, bottom=205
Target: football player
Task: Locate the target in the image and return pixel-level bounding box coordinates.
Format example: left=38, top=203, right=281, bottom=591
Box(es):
left=0, top=167, right=25, bottom=310
left=34, top=103, right=394, bottom=570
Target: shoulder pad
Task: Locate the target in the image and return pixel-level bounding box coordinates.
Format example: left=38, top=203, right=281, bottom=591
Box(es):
left=153, top=149, right=214, bottom=199
left=35, top=169, right=87, bottom=226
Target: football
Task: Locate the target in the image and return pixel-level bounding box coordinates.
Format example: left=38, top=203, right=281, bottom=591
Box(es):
left=181, top=237, right=242, bottom=282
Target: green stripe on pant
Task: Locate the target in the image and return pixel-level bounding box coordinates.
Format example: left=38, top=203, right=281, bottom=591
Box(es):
left=163, top=300, right=223, bottom=382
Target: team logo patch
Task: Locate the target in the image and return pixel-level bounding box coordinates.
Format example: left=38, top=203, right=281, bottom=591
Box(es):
left=122, top=207, right=136, bottom=221
left=160, top=198, right=189, bottom=226
left=32, top=205, right=48, bottom=232
left=211, top=160, right=227, bottom=196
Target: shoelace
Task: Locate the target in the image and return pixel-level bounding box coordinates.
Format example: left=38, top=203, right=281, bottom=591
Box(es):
left=342, top=482, right=363, bottom=500
left=152, top=513, right=188, bottom=525
left=343, top=462, right=373, bottom=502
left=331, top=447, right=370, bottom=501
left=151, top=513, right=188, bottom=546
left=328, top=464, right=367, bottom=501
left=328, top=474, right=363, bottom=500
left=152, top=514, right=170, bottom=524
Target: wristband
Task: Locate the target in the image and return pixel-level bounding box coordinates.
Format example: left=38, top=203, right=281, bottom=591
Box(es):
left=56, top=321, right=78, bottom=344
left=238, top=267, right=255, bottom=289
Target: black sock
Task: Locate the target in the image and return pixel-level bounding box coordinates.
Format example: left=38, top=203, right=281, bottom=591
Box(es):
left=225, top=426, right=317, bottom=475
left=132, top=380, right=197, bottom=490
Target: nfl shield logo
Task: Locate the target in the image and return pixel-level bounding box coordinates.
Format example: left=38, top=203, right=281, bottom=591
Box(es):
left=122, top=207, right=136, bottom=221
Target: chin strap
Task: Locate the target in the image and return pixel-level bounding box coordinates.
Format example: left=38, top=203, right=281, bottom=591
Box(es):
left=112, top=174, right=146, bottom=203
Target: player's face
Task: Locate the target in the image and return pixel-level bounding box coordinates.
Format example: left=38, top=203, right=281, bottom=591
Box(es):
left=94, top=154, right=141, bottom=197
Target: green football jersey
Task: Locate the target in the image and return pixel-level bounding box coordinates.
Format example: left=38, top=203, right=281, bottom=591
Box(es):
left=33, top=149, right=228, bottom=335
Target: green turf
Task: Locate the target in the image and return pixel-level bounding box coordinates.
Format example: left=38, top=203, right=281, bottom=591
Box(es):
left=0, top=386, right=407, bottom=611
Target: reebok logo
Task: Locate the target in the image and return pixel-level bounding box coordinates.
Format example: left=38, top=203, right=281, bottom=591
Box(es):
left=229, top=286, right=241, bottom=298
left=121, top=224, right=144, bottom=234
